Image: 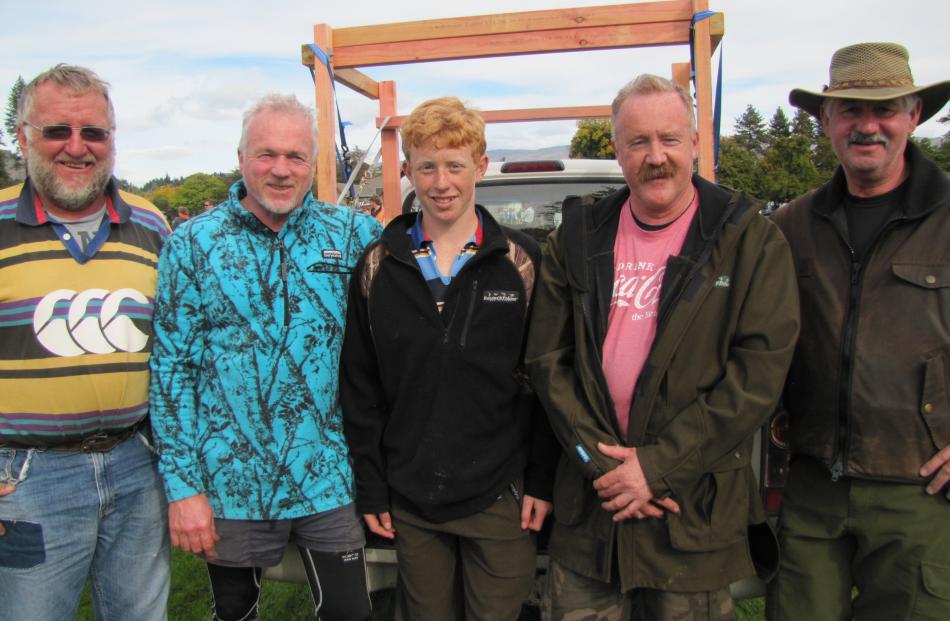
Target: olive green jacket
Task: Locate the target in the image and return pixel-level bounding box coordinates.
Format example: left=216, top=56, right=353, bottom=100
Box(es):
left=525, top=175, right=799, bottom=592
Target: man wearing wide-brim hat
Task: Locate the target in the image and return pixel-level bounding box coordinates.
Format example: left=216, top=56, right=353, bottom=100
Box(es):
left=767, top=42, right=950, bottom=620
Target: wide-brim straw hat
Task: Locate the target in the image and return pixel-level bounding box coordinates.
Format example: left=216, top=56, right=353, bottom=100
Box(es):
left=789, top=42, right=950, bottom=123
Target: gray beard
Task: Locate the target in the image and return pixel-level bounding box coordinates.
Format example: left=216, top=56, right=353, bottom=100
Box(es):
left=26, top=145, right=115, bottom=213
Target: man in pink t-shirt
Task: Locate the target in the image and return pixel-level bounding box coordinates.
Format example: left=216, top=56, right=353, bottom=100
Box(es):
left=526, top=74, right=799, bottom=620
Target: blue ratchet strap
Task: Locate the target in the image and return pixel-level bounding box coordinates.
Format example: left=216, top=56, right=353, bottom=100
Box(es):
left=689, top=11, right=723, bottom=171
left=307, top=43, right=354, bottom=193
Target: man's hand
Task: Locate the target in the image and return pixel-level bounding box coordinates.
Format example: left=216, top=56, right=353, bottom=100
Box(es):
left=168, top=494, right=220, bottom=560
left=593, top=442, right=680, bottom=521
left=921, top=445, right=950, bottom=499
left=520, top=495, right=553, bottom=531
left=363, top=512, right=396, bottom=540
left=0, top=483, right=15, bottom=498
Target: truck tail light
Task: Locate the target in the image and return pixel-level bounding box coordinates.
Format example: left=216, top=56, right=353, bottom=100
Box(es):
left=761, top=410, right=790, bottom=515
left=499, top=161, right=565, bottom=173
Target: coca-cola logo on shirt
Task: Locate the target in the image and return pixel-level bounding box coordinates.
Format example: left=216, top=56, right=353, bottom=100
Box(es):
left=612, top=262, right=665, bottom=315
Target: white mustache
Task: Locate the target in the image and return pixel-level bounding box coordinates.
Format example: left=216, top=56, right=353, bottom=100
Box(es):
left=848, top=132, right=888, bottom=147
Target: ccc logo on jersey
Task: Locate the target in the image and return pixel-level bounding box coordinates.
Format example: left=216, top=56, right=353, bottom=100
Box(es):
left=33, top=288, right=151, bottom=357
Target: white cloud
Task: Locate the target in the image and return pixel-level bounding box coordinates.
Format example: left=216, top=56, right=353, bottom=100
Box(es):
left=2, top=0, right=947, bottom=185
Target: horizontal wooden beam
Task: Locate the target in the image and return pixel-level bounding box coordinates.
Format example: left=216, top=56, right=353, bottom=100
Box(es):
left=710, top=12, right=723, bottom=52
left=335, top=69, right=380, bottom=99
left=301, top=45, right=381, bottom=99
left=334, top=0, right=692, bottom=46
left=336, top=21, right=690, bottom=68
left=376, top=105, right=611, bottom=128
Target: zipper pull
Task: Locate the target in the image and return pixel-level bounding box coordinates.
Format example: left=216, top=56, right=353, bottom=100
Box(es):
left=279, top=240, right=288, bottom=281
left=830, top=459, right=844, bottom=482
left=509, top=482, right=521, bottom=502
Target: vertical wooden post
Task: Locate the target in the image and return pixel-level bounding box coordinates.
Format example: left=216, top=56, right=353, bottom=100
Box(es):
left=379, top=81, right=400, bottom=223
left=671, top=62, right=691, bottom=91
left=313, top=24, right=338, bottom=203
left=691, top=0, right=715, bottom=181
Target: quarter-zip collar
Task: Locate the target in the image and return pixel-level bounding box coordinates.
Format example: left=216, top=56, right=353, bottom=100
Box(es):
left=381, top=204, right=510, bottom=267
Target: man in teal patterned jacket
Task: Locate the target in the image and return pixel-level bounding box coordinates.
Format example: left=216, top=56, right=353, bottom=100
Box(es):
left=149, top=94, right=382, bottom=621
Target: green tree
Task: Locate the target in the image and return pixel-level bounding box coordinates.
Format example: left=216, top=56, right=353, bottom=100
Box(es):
left=168, top=173, right=228, bottom=214
left=4, top=77, right=24, bottom=158
left=767, top=107, right=791, bottom=144
left=147, top=185, right=178, bottom=211
left=913, top=136, right=950, bottom=172
left=733, top=105, right=768, bottom=157
left=790, top=108, right=836, bottom=183
left=790, top=108, right=817, bottom=140
left=0, top=152, right=10, bottom=188
left=569, top=119, right=615, bottom=159
left=717, top=136, right=764, bottom=197
left=761, top=134, right=821, bottom=207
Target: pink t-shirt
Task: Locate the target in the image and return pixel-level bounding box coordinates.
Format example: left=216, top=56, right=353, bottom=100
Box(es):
left=602, top=191, right=698, bottom=439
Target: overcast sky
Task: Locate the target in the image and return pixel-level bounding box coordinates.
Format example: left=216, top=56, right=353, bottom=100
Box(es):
left=2, top=0, right=947, bottom=185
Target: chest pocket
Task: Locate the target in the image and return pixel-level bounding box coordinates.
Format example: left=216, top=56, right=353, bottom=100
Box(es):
left=308, top=258, right=355, bottom=275
left=892, top=263, right=950, bottom=290
left=307, top=261, right=354, bottom=274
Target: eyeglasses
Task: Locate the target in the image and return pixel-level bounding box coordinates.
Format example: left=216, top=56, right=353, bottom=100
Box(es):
left=24, top=121, right=112, bottom=143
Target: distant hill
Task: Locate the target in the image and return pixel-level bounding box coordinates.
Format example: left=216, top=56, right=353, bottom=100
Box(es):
left=487, top=145, right=570, bottom=162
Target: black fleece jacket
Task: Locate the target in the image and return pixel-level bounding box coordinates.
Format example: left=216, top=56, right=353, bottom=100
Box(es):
left=340, top=206, right=558, bottom=523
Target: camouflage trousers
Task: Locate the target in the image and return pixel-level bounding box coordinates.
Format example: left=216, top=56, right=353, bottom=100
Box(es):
left=542, top=559, right=735, bottom=621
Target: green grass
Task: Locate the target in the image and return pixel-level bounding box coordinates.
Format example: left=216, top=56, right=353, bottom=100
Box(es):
left=737, top=596, right=766, bottom=620
left=77, top=549, right=765, bottom=620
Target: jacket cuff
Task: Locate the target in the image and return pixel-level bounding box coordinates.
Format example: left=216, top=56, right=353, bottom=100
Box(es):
left=162, top=473, right=202, bottom=504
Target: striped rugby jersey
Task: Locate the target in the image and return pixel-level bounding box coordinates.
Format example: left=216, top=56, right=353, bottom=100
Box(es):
left=0, top=179, right=170, bottom=445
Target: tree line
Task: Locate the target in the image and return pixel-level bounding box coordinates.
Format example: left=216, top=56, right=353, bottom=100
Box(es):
left=570, top=105, right=950, bottom=209
left=2, top=73, right=947, bottom=214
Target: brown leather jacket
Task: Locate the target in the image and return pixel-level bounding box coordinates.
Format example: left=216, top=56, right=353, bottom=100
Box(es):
left=773, top=143, right=950, bottom=483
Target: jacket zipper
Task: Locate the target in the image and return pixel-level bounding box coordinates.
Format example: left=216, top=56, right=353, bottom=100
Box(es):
left=832, top=245, right=859, bottom=482
left=459, top=280, right=479, bottom=349
left=829, top=215, right=905, bottom=482
left=278, top=238, right=290, bottom=326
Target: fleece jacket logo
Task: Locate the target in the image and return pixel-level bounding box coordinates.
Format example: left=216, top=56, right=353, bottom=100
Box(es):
left=483, top=290, right=519, bottom=303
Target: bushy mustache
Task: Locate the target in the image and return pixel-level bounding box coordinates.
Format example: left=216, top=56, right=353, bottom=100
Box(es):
left=848, top=131, right=888, bottom=147
left=639, top=163, right=676, bottom=182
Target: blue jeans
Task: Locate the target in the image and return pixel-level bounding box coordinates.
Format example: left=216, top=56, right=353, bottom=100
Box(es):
left=0, top=432, right=170, bottom=621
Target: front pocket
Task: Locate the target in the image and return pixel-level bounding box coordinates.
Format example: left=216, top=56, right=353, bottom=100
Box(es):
left=913, top=560, right=950, bottom=619
left=0, top=450, right=14, bottom=484
left=667, top=468, right=747, bottom=552
left=307, top=260, right=354, bottom=275
left=552, top=455, right=590, bottom=527
left=921, top=349, right=950, bottom=449
left=0, top=520, right=46, bottom=569
left=0, top=449, right=33, bottom=487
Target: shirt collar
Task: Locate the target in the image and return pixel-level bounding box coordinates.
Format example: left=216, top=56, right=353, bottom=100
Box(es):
left=406, top=209, right=484, bottom=250
left=15, top=177, right=129, bottom=226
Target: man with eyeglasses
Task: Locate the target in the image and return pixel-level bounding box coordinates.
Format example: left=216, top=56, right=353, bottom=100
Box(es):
left=0, top=64, right=171, bottom=620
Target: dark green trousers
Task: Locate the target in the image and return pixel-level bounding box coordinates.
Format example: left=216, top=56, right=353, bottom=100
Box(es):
left=391, top=485, right=536, bottom=621
left=767, top=457, right=950, bottom=620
